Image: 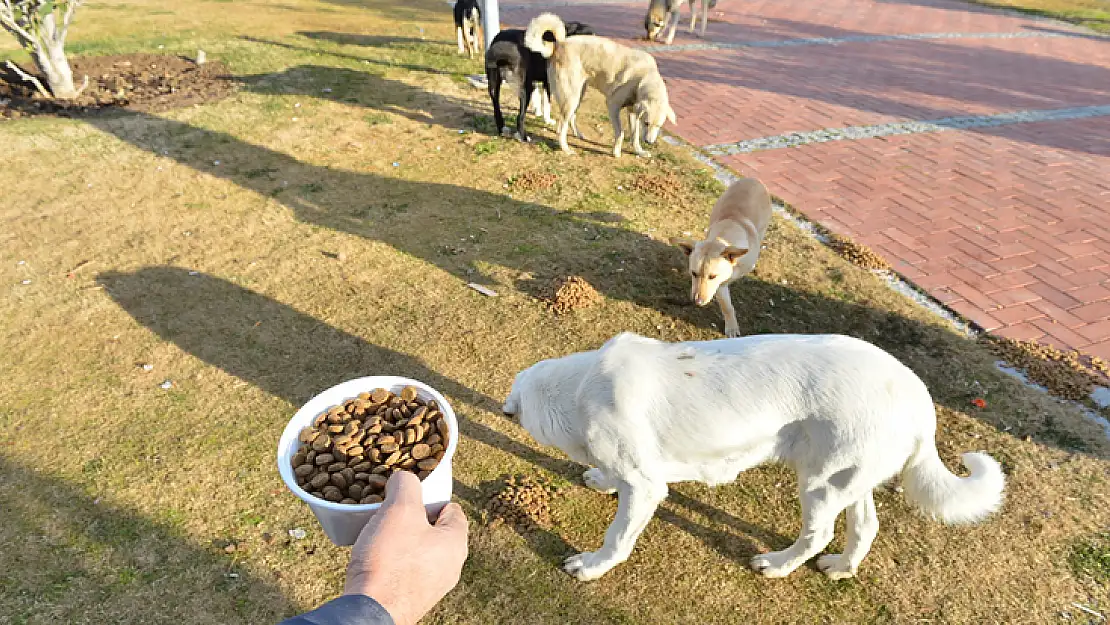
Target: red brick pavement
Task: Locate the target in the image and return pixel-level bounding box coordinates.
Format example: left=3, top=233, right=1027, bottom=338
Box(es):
left=500, top=0, right=1110, bottom=356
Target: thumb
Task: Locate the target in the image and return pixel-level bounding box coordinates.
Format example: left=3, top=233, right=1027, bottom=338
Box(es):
left=433, top=502, right=469, bottom=535
left=382, top=470, right=424, bottom=511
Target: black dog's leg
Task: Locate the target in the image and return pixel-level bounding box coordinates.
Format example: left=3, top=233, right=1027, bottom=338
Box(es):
left=517, top=79, right=532, bottom=142
left=488, top=66, right=505, bottom=136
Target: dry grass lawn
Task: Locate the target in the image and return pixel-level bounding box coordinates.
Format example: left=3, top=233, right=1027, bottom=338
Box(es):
left=2, top=0, right=1109, bottom=623
left=969, top=0, right=1110, bottom=33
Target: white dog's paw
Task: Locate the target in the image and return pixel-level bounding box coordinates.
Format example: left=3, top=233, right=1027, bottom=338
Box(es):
left=724, top=324, right=741, bottom=338
left=583, top=468, right=617, bottom=494
left=816, top=554, right=857, bottom=580
left=543, top=117, right=556, bottom=127
left=635, top=150, right=652, bottom=159
left=749, top=551, right=797, bottom=578
left=563, top=552, right=616, bottom=581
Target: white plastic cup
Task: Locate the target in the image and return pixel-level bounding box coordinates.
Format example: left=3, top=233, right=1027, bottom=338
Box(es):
left=277, top=376, right=459, bottom=546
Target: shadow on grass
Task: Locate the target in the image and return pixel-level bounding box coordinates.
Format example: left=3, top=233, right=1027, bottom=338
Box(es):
left=238, top=36, right=459, bottom=77
left=0, top=456, right=295, bottom=623
left=298, top=30, right=455, bottom=48
left=96, top=267, right=795, bottom=569
left=81, top=107, right=1108, bottom=455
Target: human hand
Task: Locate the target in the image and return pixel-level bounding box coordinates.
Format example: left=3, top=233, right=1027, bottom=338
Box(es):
left=343, top=471, right=468, bottom=625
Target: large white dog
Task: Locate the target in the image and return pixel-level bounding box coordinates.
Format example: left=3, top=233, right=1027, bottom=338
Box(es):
left=502, top=333, right=1005, bottom=581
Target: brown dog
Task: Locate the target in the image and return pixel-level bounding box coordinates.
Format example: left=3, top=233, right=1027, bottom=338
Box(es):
left=670, top=178, right=772, bottom=337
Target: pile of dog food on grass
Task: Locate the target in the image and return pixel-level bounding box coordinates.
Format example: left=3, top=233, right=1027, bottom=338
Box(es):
left=542, top=275, right=602, bottom=314
left=826, top=234, right=891, bottom=271
left=291, top=386, right=450, bottom=505
left=509, top=170, right=557, bottom=192
left=980, top=335, right=1108, bottom=401
left=485, top=474, right=558, bottom=532
left=0, top=54, right=232, bottom=120
left=629, top=173, right=684, bottom=200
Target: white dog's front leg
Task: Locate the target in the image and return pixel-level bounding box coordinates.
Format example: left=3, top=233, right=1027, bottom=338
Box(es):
left=564, top=479, right=667, bottom=581
left=456, top=27, right=465, bottom=54
left=716, top=284, right=740, bottom=337
left=630, top=112, right=651, bottom=158
left=583, top=468, right=618, bottom=494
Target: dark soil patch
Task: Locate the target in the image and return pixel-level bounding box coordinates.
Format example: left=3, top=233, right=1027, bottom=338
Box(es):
left=0, top=53, right=234, bottom=120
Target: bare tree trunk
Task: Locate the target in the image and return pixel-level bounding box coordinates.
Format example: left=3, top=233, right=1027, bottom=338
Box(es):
left=32, top=14, right=77, bottom=98
left=0, top=0, right=85, bottom=99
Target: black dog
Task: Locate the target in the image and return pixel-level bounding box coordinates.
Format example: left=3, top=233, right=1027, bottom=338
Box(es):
left=454, top=0, right=482, bottom=58
left=484, top=21, right=594, bottom=142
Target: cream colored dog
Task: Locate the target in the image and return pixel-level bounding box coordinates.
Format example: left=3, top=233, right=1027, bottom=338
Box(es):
left=525, top=13, right=676, bottom=158
left=671, top=178, right=773, bottom=337
left=502, top=332, right=1005, bottom=582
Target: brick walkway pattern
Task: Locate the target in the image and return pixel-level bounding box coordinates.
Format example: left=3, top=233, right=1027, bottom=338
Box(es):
left=500, top=0, right=1110, bottom=358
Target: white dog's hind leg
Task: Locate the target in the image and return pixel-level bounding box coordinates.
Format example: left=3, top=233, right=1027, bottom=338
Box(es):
left=716, top=284, right=740, bottom=337
left=564, top=479, right=667, bottom=581
left=666, top=12, right=679, bottom=44
left=456, top=26, right=465, bottom=55
left=583, top=468, right=618, bottom=494
left=750, top=485, right=846, bottom=578
left=688, top=0, right=698, bottom=33
left=817, top=494, right=879, bottom=580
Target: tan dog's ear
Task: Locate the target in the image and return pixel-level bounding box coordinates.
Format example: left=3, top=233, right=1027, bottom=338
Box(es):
left=670, top=237, right=696, bottom=256
left=722, top=246, right=749, bottom=264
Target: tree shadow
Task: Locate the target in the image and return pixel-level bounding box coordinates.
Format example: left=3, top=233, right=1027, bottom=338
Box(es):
left=298, top=30, right=454, bottom=48
left=238, top=35, right=458, bottom=77
left=83, top=108, right=701, bottom=320
left=81, top=107, right=1109, bottom=455
left=0, top=455, right=296, bottom=623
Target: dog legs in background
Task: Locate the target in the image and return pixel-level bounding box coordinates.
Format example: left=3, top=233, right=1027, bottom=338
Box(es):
left=530, top=85, right=555, bottom=126
left=715, top=284, right=740, bottom=337
left=564, top=476, right=669, bottom=581
left=687, top=0, right=708, bottom=37
left=664, top=8, right=680, bottom=44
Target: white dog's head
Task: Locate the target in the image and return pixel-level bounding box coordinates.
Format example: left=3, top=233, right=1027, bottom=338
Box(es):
left=636, top=96, right=676, bottom=145
left=670, top=236, right=749, bottom=306
left=502, top=353, right=594, bottom=452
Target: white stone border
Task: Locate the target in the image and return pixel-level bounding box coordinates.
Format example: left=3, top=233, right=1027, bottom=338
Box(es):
left=704, top=104, right=1110, bottom=155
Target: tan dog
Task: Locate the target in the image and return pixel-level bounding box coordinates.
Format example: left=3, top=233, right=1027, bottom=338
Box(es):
left=525, top=13, right=676, bottom=158
left=671, top=178, right=772, bottom=337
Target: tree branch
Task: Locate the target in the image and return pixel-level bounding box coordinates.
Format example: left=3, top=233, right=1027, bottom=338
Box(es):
left=5, top=59, right=50, bottom=98
left=59, top=0, right=81, bottom=43
left=0, top=4, right=37, bottom=46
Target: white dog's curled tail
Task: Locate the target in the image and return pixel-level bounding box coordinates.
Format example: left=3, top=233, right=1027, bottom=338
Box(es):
left=525, top=13, right=567, bottom=58
left=901, top=445, right=1005, bottom=525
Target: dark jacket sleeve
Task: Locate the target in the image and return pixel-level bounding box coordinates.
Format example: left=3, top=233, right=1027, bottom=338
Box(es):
left=279, top=594, right=395, bottom=625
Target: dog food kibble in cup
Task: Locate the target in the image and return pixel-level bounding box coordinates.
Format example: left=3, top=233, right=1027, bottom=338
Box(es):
left=292, top=387, right=449, bottom=503
left=277, top=376, right=459, bottom=546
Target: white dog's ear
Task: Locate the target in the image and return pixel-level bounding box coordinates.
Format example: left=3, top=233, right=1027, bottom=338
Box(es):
left=670, top=237, right=696, bottom=256
left=666, top=106, right=677, bottom=124
left=722, top=246, right=749, bottom=264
